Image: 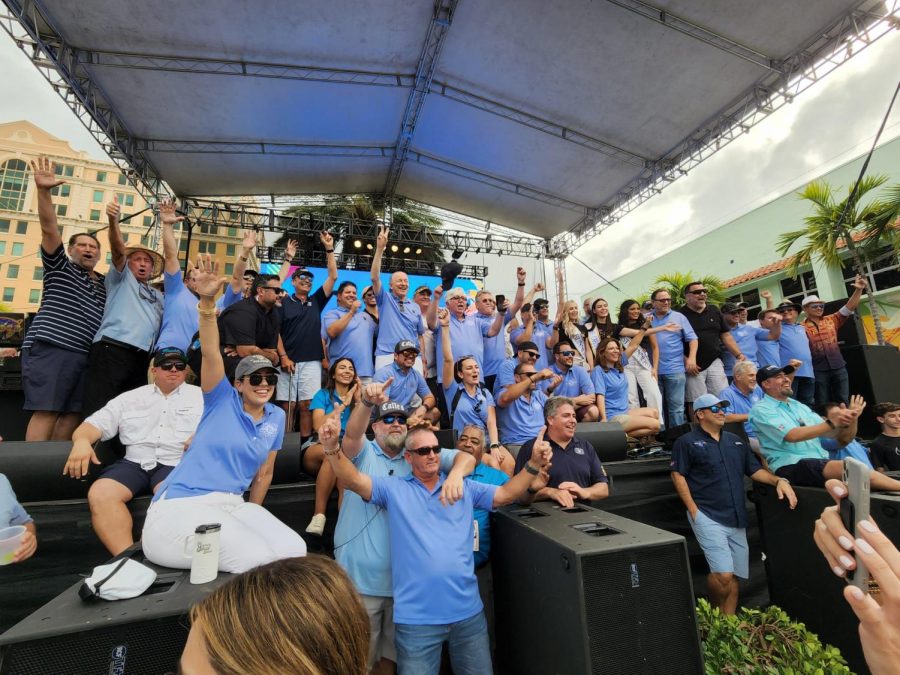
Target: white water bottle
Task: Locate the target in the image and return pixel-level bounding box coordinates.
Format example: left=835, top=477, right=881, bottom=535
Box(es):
left=184, top=523, right=221, bottom=584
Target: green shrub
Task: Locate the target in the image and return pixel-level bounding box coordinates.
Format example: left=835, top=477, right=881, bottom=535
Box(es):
left=696, top=599, right=851, bottom=674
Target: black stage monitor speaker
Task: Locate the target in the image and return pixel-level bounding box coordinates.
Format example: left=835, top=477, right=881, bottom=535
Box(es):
left=0, top=551, right=233, bottom=675
left=493, top=502, right=703, bottom=674
left=752, top=483, right=900, bottom=674
left=575, top=421, right=627, bottom=462
left=842, top=344, right=900, bottom=438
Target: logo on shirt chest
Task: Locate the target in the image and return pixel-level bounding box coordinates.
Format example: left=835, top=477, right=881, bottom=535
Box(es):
left=258, top=422, right=279, bottom=443
left=574, top=447, right=585, bottom=455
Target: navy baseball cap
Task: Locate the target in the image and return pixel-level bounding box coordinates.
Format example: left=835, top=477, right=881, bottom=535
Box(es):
left=374, top=401, right=408, bottom=422
left=756, top=364, right=795, bottom=385
left=153, top=347, right=187, bottom=366
left=394, top=340, right=419, bottom=354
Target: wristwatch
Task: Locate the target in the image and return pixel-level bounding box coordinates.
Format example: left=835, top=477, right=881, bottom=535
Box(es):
left=524, top=462, right=539, bottom=476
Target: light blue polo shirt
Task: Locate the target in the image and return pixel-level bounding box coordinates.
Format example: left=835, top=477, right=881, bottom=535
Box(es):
left=310, top=388, right=352, bottom=433
left=369, top=473, right=498, bottom=624
left=778, top=323, right=814, bottom=378
left=748, top=395, right=826, bottom=472
left=591, top=362, right=629, bottom=418
left=651, top=310, right=697, bottom=375
left=215, top=284, right=243, bottom=312
left=374, top=287, right=424, bottom=356
left=93, top=265, right=163, bottom=351
left=156, top=271, right=198, bottom=352
left=322, top=306, right=377, bottom=377
left=497, top=388, right=547, bottom=444
left=509, top=326, right=526, bottom=354
left=493, top=357, right=517, bottom=398
left=153, top=377, right=285, bottom=500
left=721, top=324, right=768, bottom=375
left=334, top=441, right=459, bottom=597
left=541, top=363, right=594, bottom=398
left=445, top=380, right=495, bottom=434
left=0, top=473, right=32, bottom=529
left=531, top=320, right=554, bottom=370
left=435, top=313, right=487, bottom=384
left=719, top=382, right=764, bottom=438
left=755, top=329, right=780, bottom=368
left=470, top=464, right=508, bottom=567
left=476, top=310, right=513, bottom=377
left=373, top=362, right=431, bottom=408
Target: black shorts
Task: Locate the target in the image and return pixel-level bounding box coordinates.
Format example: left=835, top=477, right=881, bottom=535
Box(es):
left=97, top=459, right=175, bottom=497
left=775, top=459, right=830, bottom=488
left=22, top=340, right=90, bottom=413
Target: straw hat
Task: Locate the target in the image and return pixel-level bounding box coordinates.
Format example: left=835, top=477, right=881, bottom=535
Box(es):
left=124, top=246, right=165, bottom=280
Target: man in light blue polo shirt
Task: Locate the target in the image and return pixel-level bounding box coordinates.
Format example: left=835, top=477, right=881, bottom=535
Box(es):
left=720, top=302, right=781, bottom=379
left=371, top=225, right=426, bottom=374
left=719, top=360, right=765, bottom=451
left=775, top=301, right=815, bottom=406
left=426, top=286, right=498, bottom=385
left=496, top=362, right=557, bottom=452
left=541, top=340, right=599, bottom=421
left=373, top=340, right=439, bottom=425
left=530, top=298, right=556, bottom=370
left=755, top=310, right=783, bottom=368
left=320, top=413, right=550, bottom=675
left=331, top=382, right=475, bottom=673
left=474, top=268, right=527, bottom=392
left=323, top=280, right=377, bottom=380
left=650, top=288, right=698, bottom=428
left=493, top=340, right=541, bottom=398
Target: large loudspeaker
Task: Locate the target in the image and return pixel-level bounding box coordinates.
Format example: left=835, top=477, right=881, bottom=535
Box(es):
left=842, top=345, right=900, bottom=438
left=493, top=502, right=703, bottom=674
left=0, top=552, right=233, bottom=675
left=752, top=483, right=900, bottom=674
left=574, top=421, right=627, bottom=462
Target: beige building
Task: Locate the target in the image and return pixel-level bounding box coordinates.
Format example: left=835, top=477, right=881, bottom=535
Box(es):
left=0, top=120, right=246, bottom=313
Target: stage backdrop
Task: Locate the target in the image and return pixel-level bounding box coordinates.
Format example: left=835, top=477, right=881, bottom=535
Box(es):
left=259, top=264, right=483, bottom=312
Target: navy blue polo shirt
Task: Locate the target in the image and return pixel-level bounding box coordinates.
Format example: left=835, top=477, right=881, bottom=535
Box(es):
left=515, top=435, right=607, bottom=494
left=278, top=287, right=330, bottom=362
left=670, top=427, right=762, bottom=528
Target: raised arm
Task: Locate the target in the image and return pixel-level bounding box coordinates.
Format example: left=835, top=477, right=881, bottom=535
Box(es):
left=622, top=324, right=648, bottom=358
left=514, top=313, right=535, bottom=346
left=342, top=377, right=392, bottom=458
left=29, top=157, right=65, bottom=253
left=438, top=308, right=454, bottom=385
left=844, top=275, right=867, bottom=313
left=194, top=255, right=226, bottom=391
left=228, top=229, right=257, bottom=293
left=522, top=282, right=544, bottom=307
left=370, top=225, right=388, bottom=295
left=760, top=289, right=775, bottom=310
left=159, top=198, right=185, bottom=275
left=495, top=426, right=551, bottom=506
left=278, top=240, right=298, bottom=283
left=765, top=312, right=782, bottom=341
left=426, top=285, right=442, bottom=331
left=320, top=231, right=338, bottom=296
left=106, top=196, right=127, bottom=271
left=507, top=267, right=527, bottom=317
left=320, top=415, right=372, bottom=501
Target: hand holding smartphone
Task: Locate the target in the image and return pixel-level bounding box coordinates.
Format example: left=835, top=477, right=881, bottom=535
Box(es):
left=840, top=457, right=871, bottom=592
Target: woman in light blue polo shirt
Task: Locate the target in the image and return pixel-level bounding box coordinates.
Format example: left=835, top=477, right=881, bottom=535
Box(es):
left=142, top=257, right=306, bottom=573
left=439, top=309, right=513, bottom=474
left=592, top=336, right=660, bottom=440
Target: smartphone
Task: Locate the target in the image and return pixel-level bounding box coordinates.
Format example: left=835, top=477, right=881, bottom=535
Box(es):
left=495, top=294, right=507, bottom=311
left=840, top=457, right=871, bottom=592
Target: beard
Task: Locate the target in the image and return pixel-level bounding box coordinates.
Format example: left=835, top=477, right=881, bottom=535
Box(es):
left=382, top=431, right=407, bottom=454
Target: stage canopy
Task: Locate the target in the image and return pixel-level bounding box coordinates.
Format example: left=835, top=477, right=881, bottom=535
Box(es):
left=2, top=0, right=896, bottom=254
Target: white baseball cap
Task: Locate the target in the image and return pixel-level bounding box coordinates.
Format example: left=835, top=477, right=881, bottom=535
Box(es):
left=801, top=295, right=823, bottom=307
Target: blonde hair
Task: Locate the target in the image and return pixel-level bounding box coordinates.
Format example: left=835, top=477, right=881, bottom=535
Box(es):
left=189, top=556, right=369, bottom=675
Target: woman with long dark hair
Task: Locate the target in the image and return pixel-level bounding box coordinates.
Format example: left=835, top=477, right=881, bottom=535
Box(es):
left=585, top=298, right=618, bottom=354
left=592, top=336, right=661, bottom=440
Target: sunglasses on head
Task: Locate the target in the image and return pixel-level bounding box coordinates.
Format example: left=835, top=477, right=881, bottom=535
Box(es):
left=380, top=415, right=407, bottom=425
left=157, top=362, right=187, bottom=371
left=409, top=445, right=441, bottom=456
left=244, top=373, right=278, bottom=386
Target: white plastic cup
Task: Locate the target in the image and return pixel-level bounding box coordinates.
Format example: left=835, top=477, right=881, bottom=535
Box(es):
left=183, top=523, right=221, bottom=584
left=0, top=525, right=26, bottom=566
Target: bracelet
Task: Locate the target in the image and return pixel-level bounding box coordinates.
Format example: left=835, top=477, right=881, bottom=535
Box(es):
left=518, top=282, right=526, bottom=287
left=526, top=486, right=539, bottom=495
left=825, top=419, right=836, bottom=429
left=239, top=255, right=248, bottom=262
left=325, top=249, right=334, bottom=254
left=361, top=396, right=375, bottom=408
left=524, top=462, right=539, bottom=476
left=489, top=443, right=501, bottom=449
left=197, top=305, right=217, bottom=317
left=323, top=446, right=341, bottom=457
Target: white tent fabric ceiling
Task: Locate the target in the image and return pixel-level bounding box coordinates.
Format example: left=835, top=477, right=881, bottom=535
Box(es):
left=29, top=0, right=889, bottom=241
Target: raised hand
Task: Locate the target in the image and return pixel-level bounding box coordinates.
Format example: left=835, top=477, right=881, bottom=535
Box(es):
left=849, top=394, right=867, bottom=415
left=340, top=382, right=359, bottom=407
left=761, top=290, right=772, bottom=300
left=516, top=267, right=526, bottom=285
left=788, top=358, right=802, bottom=370
left=530, top=426, right=551, bottom=467
left=285, top=239, right=298, bottom=259
left=350, top=299, right=362, bottom=313
left=241, top=229, right=257, bottom=250
left=319, top=415, right=341, bottom=452
left=438, top=308, right=450, bottom=328
left=106, top=195, right=121, bottom=224
left=193, top=254, right=221, bottom=298
left=158, top=198, right=184, bottom=228
left=548, top=373, right=564, bottom=390
left=853, top=274, right=868, bottom=291
left=536, top=368, right=554, bottom=381
left=364, top=376, right=393, bottom=406
left=30, top=156, right=65, bottom=190
left=533, top=282, right=545, bottom=293
left=376, top=225, right=389, bottom=251
left=319, top=230, right=334, bottom=249
left=433, top=285, right=444, bottom=300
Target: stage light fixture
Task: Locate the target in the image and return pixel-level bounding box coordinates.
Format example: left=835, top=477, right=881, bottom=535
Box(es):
left=415, top=248, right=422, bottom=255
left=354, top=239, right=362, bottom=248
left=366, top=243, right=373, bottom=250
left=391, top=244, right=399, bottom=253
left=403, top=246, right=410, bottom=254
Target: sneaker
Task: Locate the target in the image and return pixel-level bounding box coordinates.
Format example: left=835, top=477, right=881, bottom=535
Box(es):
left=305, top=513, right=326, bottom=536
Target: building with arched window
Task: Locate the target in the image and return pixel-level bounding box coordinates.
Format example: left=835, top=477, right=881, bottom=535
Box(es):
left=0, top=158, right=29, bottom=212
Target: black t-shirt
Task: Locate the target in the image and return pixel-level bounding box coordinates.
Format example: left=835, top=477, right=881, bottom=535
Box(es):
left=870, top=434, right=900, bottom=471
left=220, top=297, right=281, bottom=379
left=677, top=304, right=729, bottom=370
left=278, top=287, right=331, bottom=362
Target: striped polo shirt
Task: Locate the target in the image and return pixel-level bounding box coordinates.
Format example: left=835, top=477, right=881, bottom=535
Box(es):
left=22, top=244, right=106, bottom=353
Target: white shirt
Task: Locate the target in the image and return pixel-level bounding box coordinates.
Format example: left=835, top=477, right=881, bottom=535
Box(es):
left=85, top=382, right=204, bottom=467
left=422, top=328, right=437, bottom=379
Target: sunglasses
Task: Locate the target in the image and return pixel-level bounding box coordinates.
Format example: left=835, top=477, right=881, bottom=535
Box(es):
left=244, top=373, right=278, bottom=386
left=264, top=287, right=286, bottom=295
left=687, top=289, right=708, bottom=295
left=380, top=415, right=408, bottom=425
left=157, top=362, right=187, bottom=371
left=409, top=445, right=441, bottom=456
left=559, top=350, right=576, bottom=357
left=296, top=275, right=313, bottom=282
left=806, top=303, right=825, bottom=309
left=522, top=351, right=539, bottom=359
left=700, top=405, right=726, bottom=414
left=520, top=371, right=537, bottom=378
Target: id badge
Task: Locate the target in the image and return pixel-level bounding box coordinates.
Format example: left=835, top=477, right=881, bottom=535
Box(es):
left=473, top=520, right=479, bottom=552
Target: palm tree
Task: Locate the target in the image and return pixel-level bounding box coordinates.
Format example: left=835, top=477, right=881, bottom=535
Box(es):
left=651, top=271, right=727, bottom=306
left=777, top=176, right=898, bottom=345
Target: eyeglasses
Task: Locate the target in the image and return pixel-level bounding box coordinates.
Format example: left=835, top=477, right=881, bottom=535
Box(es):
left=264, top=286, right=286, bottom=295
left=687, top=289, right=708, bottom=295
left=700, top=405, right=726, bottom=414
left=380, top=415, right=408, bottom=425
left=521, top=351, right=539, bottom=359
left=654, top=298, right=672, bottom=303
left=559, top=350, right=576, bottom=357
left=409, top=445, right=441, bottom=456
left=806, top=303, right=825, bottom=309
left=244, top=373, right=278, bottom=386
left=138, top=284, right=158, bottom=304
left=398, top=350, right=419, bottom=358
left=519, top=371, right=537, bottom=378
left=157, top=362, right=187, bottom=371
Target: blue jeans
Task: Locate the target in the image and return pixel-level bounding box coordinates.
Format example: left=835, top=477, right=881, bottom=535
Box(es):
left=658, top=372, right=687, bottom=428
left=814, top=367, right=849, bottom=407
left=395, top=611, right=492, bottom=675
left=791, top=376, right=815, bottom=408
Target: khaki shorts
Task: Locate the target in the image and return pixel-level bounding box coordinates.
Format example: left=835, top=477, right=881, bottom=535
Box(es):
left=362, top=594, right=396, bottom=667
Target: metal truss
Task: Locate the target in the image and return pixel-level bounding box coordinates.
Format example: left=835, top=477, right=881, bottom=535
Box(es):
left=382, top=0, right=459, bottom=202
left=548, top=0, right=900, bottom=257
left=0, top=0, right=168, bottom=205
left=183, top=197, right=547, bottom=260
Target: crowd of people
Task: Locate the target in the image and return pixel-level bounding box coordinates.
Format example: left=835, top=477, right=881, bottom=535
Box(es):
left=2, top=157, right=899, bottom=674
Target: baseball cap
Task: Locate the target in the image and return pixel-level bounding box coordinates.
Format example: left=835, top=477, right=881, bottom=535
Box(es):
left=362, top=285, right=374, bottom=297
left=291, top=268, right=314, bottom=279
left=693, top=394, right=729, bottom=412
left=533, top=298, right=549, bottom=309
left=234, top=354, right=276, bottom=380
left=394, top=339, right=420, bottom=354
left=414, top=285, right=432, bottom=296
left=517, top=341, right=539, bottom=353
left=801, top=295, right=823, bottom=307
left=756, top=364, right=796, bottom=385
left=720, top=302, right=742, bottom=314
left=775, top=301, right=801, bottom=312
left=153, top=347, right=188, bottom=366
left=374, top=401, right=408, bottom=422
